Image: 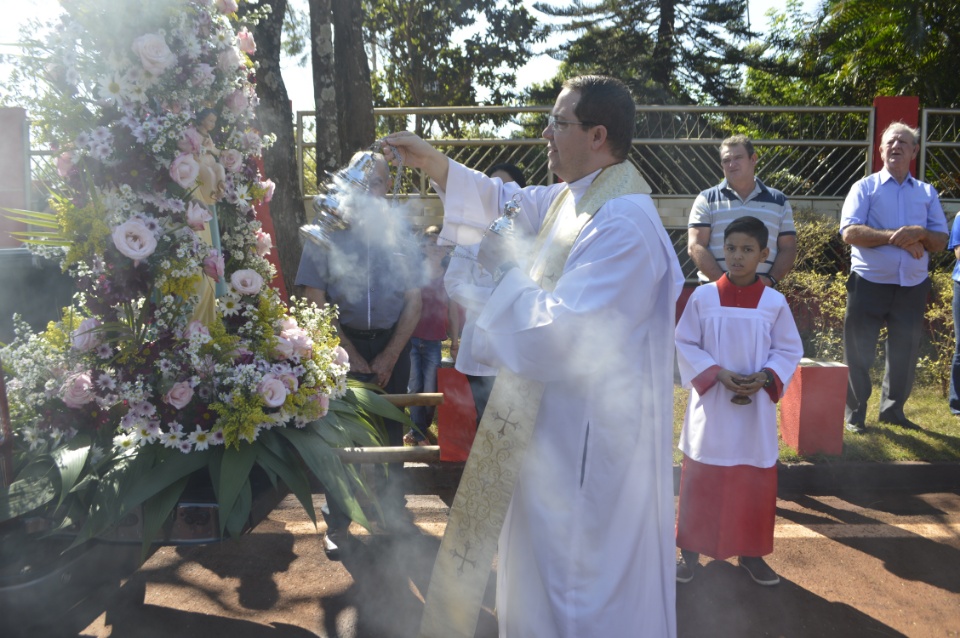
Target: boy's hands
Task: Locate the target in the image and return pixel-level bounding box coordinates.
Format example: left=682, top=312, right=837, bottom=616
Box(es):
left=717, top=369, right=766, bottom=397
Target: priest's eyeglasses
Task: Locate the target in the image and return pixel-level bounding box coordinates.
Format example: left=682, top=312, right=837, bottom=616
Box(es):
left=546, top=115, right=597, bottom=131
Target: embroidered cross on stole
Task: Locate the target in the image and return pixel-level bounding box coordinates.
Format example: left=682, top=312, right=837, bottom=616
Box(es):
left=418, top=162, right=652, bottom=638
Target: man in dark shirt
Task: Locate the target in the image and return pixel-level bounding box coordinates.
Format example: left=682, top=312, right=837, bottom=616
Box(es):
left=295, top=152, right=422, bottom=558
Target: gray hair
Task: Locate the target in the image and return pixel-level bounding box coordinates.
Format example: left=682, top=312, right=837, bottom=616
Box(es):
left=881, top=121, right=921, bottom=145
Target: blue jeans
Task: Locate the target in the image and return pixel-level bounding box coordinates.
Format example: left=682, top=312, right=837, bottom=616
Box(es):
left=408, top=337, right=442, bottom=440
left=950, top=280, right=960, bottom=414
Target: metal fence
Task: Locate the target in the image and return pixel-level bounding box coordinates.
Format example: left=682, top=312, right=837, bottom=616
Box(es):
left=297, top=105, right=875, bottom=201
left=920, top=109, right=960, bottom=204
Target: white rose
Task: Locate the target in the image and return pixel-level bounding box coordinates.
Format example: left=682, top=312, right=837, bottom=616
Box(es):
left=220, top=148, right=244, bottom=172
left=170, top=153, right=200, bottom=189
left=131, top=33, right=176, bottom=76
left=71, top=317, right=101, bottom=352
left=273, top=336, right=295, bottom=360
left=186, top=202, right=213, bottom=231
left=230, top=269, right=264, bottom=295
left=62, top=372, right=95, bottom=408
left=112, top=219, right=157, bottom=264
left=334, top=346, right=349, bottom=367
left=164, top=381, right=194, bottom=410
left=281, top=327, right=313, bottom=359
left=218, top=47, right=242, bottom=73
left=258, top=375, right=287, bottom=408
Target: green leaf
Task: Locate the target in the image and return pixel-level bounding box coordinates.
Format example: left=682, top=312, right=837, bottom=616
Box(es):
left=0, top=474, right=56, bottom=521
left=278, top=427, right=370, bottom=529
left=140, top=475, right=191, bottom=558
left=52, top=435, right=91, bottom=507
left=1, top=207, right=61, bottom=228
left=348, top=386, right=412, bottom=424
left=121, top=448, right=210, bottom=513
left=223, top=478, right=251, bottom=538
left=216, top=442, right=258, bottom=535
left=256, top=434, right=317, bottom=525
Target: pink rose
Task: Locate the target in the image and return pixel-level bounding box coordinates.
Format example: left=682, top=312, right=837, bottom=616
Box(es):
left=281, top=326, right=313, bottom=359
left=62, top=372, right=95, bottom=408
left=273, top=337, right=295, bottom=360
left=218, top=47, right=242, bottom=73
left=164, top=381, right=194, bottom=410
left=131, top=33, right=176, bottom=76
left=57, top=152, right=75, bottom=177
left=185, top=320, right=210, bottom=339
left=216, top=0, right=238, bottom=13
left=258, top=375, right=287, bottom=408
left=260, top=178, right=276, bottom=203
left=279, top=316, right=298, bottom=332
left=220, top=148, right=244, bottom=172
left=224, top=89, right=247, bottom=116
left=71, top=317, right=101, bottom=352
left=112, top=219, right=157, bottom=264
left=230, top=269, right=264, bottom=295
left=186, top=202, right=213, bottom=231
left=334, top=346, right=349, bottom=367
left=255, top=229, right=273, bottom=257
left=202, top=249, right=224, bottom=281
left=178, top=127, right=204, bottom=154
left=237, top=28, right=256, bottom=54
left=170, top=153, right=200, bottom=189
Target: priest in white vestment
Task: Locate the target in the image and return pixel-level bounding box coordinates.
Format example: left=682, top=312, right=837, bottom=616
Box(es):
left=386, top=75, right=682, bottom=638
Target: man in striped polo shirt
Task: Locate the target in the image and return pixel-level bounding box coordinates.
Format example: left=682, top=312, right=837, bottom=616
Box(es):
left=687, top=134, right=797, bottom=286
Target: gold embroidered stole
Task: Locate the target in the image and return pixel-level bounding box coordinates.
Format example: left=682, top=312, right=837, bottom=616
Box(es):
left=418, top=161, right=651, bottom=638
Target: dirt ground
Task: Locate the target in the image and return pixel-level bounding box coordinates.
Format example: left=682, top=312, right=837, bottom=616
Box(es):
left=12, top=489, right=948, bottom=637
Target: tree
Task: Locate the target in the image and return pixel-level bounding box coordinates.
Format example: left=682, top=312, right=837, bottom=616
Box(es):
left=744, top=0, right=960, bottom=108
left=331, top=0, right=376, bottom=157
left=365, top=0, right=545, bottom=135
left=252, top=0, right=306, bottom=293
left=531, top=0, right=753, bottom=105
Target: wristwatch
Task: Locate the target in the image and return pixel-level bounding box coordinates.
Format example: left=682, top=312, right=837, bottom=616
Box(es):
left=762, top=272, right=778, bottom=286
left=493, top=260, right=519, bottom=284
left=762, top=368, right=774, bottom=388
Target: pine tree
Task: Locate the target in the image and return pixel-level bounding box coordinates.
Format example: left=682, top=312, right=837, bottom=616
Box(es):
left=532, top=0, right=753, bottom=105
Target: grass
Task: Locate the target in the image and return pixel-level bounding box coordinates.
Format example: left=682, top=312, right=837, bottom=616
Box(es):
left=673, top=383, right=960, bottom=464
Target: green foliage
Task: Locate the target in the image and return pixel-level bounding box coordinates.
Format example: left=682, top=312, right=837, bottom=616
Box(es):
left=917, top=271, right=955, bottom=397
left=530, top=0, right=753, bottom=105
left=366, top=0, right=546, bottom=136
left=745, top=0, right=960, bottom=108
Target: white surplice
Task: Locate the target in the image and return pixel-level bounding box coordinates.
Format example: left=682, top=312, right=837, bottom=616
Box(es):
left=675, top=283, right=804, bottom=468
left=437, top=160, right=683, bottom=638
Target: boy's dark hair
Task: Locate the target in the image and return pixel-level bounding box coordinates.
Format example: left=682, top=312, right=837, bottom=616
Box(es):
left=486, top=163, right=527, bottom=188
left=724, top=216, right=768, bottom=248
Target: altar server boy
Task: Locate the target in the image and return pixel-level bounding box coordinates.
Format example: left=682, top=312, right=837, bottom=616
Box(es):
left=675, top=215, right=804, bottom=586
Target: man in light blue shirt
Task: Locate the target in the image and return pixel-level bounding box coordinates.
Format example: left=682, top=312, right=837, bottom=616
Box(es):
left=840, top=122, right=948, bottom=433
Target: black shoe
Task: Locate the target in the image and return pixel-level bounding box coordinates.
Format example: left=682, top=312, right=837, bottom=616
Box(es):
left=878, top=414, right=921, bottom=431
left=323, top=530, right=348, bottom=561
left=738, top=556, right=780, bottom=586
left=845, top=421, right=867, bottom=434
left=676, top=550, right=699, bottom=584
